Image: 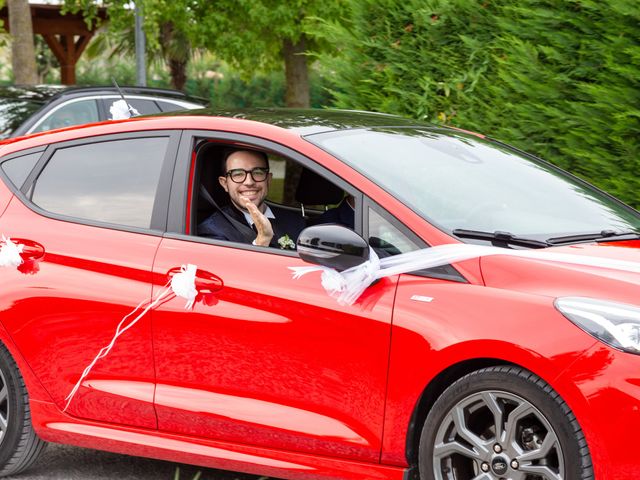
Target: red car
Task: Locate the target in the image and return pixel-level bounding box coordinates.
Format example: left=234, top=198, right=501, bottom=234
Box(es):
left=0, top=109, right=638, bottom=480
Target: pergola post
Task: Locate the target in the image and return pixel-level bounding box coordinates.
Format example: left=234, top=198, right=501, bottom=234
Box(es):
left=1, top=4, right=107, bottom=85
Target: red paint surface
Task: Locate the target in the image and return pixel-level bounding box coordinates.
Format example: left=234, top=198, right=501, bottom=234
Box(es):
left=152, top=238, right=397, bottom=462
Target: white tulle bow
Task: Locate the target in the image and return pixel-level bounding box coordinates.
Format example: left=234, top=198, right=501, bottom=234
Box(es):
left=171, top=264, right=198, bottom=309
left=109, top=99, right=140, bottom=120
left=0, top=236, right=23, bottom=267
left=291, top=243, right=640, bottom=306
left=64, top=263, right=198, bottom=411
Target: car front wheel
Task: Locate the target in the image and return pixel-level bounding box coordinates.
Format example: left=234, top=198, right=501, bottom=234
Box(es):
left=0, top=344, right=46, bottom=476
left=419, top=366, right=594, bottom=480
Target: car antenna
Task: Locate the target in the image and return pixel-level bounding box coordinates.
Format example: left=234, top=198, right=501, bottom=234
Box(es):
left=112, top=78, right=139, bottom=118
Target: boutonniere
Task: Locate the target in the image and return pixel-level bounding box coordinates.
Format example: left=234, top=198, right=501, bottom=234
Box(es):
left=278, top=234, right=295, bottom=250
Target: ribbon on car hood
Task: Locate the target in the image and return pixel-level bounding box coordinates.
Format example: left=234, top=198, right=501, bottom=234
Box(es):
left=290, top=243, right=640, bottom=306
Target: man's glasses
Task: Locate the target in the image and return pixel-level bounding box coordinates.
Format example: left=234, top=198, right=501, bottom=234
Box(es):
left=225, top=167, right=270, bottom=183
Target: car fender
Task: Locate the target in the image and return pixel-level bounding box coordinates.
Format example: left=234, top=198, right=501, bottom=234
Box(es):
left=0, top=320, right=53, bottom=404
left=383, top=337, right=598, bottom=467
left=382, top=279, right=598, bottom=465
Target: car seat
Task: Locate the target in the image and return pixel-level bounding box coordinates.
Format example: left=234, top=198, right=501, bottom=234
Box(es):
left=294, top=167, right=345, bottom=223
left=195, top=142, right=230, bottom=227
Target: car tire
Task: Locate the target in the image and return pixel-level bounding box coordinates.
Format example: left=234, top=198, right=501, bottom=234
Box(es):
left=419, top=365, right=594, bottom=480
left=0, top=344, right=46, bottom=477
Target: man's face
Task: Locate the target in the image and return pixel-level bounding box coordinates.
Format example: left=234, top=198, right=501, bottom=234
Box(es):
left=219, top=150, right=272, bottom=212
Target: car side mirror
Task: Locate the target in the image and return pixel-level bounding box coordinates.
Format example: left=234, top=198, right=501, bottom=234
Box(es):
left=297, top=225, right=370, bottom=271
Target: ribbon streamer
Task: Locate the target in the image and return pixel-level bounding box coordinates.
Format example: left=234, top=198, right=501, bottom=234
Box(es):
left=291, top=243, right=640, bottom=306
left=64, top=264, right=198, bottom=411
left=0, top=235, right=23, bottom=268
left=109, top=99, right=140, bottom=120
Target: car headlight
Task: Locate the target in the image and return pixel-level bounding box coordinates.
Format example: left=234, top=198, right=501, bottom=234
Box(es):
left=555, top=297, right=640, bottom=354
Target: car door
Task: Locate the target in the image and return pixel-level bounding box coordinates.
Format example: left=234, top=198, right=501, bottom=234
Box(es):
left=0, top=131, right=179, bottom=429
left=150, top=132, right=396, bottom=462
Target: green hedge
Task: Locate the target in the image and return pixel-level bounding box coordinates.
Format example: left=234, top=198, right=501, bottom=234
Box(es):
left=317, top=0, right=640, bottom=208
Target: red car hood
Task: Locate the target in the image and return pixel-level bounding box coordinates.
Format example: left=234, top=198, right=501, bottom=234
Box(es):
left=480, top=240, right=640, bottom=303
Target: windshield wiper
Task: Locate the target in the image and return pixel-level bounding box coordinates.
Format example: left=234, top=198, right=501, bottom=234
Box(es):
left=546, top=230, right=640, bottom=245
left=452, top=229, right=549, bottom=249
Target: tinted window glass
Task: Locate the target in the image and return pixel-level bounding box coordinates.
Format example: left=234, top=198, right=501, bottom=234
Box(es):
left=126, top=99, right=161, bottom=116
left=32, top=137, right=169, bottom=228
left=156, top=101, right=184, bottom=112
left=368, top=208, right=418, bottom=255
left=1, top=152, right=41, bottom=188
left=32, top=100, right=99, bottom=133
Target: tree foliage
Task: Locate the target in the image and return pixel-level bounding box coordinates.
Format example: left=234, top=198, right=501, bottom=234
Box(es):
left=317, top=0, right=640, bottom=207
left=64, top=0, right=345, bottom=106
left=64, top=0, right=195, bottom=89
left=189, top=0, right=346, bottom=107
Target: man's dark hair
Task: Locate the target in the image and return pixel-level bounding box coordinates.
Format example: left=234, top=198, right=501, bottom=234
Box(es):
left=221, top=148, right=269, bottom=175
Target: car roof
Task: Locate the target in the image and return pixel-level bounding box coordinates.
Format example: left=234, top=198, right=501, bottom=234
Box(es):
left=0, top=84, right=207, bottom=104
left=0, top=107, right=470, bottom=156
left=165, top=107, right=432, bottom=135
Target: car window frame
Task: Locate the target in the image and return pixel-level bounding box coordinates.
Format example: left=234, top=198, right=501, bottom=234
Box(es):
left=0, top=146, right=47, bottom=191
left=22, top=95, right=203, bottom=136
left=163, top=130, right=466, bottom=281
left=164, top=129, right=363, bottom=257
left=14, top=130, right=181, bottom=236
left=25, top=97, right=102, bottom=134
left=363, top=196, right=466, bottom=283
left=99, top=97, right=204, bottom=115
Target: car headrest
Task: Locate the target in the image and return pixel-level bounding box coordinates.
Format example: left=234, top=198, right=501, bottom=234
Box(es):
left=295, top=168, right=344, bottom=205
left=197, top=143, right=231, bottom=208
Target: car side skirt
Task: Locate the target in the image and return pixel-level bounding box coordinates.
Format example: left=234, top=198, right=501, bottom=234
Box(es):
left=31, top=400, right=406, bottom=480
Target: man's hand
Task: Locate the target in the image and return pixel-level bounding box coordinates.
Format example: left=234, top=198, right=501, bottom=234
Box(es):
left=243, top=197, right=273, bottom=246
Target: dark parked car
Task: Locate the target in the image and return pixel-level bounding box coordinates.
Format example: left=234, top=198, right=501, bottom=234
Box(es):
left=0, top=85, right=206, bottom=139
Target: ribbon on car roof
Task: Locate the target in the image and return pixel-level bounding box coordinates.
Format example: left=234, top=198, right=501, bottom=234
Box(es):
left=63, top=264, right=198, bottom=412
left=109, top=99, right=140, bottom=120
left=290, top=243, right=640, bottom=306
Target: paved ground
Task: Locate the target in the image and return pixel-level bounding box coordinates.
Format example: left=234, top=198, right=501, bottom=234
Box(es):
left=8, top=443, right=280, bottom=480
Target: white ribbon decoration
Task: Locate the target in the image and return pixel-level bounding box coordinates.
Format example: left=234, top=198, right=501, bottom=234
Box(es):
left=291, top=243, right=640, bottom=306
left=109, top=99, right=140, bottom=120
left=171, top=264, right=198, bottom=309
left=64, top=264, right=199, bottom=411
left=0, top=235, right=23, bottom=268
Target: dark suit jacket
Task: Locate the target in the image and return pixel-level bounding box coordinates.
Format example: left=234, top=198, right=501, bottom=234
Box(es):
left=313, top=199, right=355, bottom=229
left=198, top=203, right=305, bottom=248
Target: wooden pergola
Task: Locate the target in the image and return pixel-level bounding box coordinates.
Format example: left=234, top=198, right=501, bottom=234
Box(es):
left=0, top=4, right=108, bottom=84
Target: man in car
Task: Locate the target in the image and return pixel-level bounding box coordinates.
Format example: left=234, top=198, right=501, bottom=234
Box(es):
left=198, top=149, right=305, bottom=248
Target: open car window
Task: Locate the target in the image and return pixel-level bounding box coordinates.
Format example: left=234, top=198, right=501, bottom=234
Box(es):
left=188, top=138, right=438, bottom=262
left=190, top=140, right=354, bottom=250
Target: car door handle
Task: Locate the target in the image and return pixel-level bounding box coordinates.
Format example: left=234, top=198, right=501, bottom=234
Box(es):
left=13, top=239, right=45, bottom=260
left=166, top=267, right=224, bottom=294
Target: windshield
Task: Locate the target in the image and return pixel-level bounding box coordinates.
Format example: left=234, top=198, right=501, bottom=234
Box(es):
left=306, top=127, right=640, bottom=239
left=0, top=98, right=43, bottom=139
